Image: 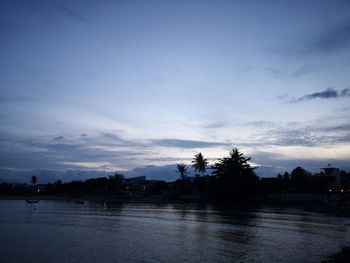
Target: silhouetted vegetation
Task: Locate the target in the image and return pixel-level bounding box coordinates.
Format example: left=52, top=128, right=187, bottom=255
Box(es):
left=42, top=172, right=126, bottom=195
left=260, top=168, right=346, bottom=194
left=1, top=148, right=349, bottom=202
left=176, top=163, right=188, bottom=181
left=192, top=152, right=208, bottom=177
left=211, top=148, right=258, bottom=199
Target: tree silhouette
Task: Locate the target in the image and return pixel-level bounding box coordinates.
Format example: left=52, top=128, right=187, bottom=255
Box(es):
left=108, top=172, right=125, bottom=191
left=212, top=148, right=257, bottom=198
left=212, top=148, right=254, bottom=177
left=290, top=166, right=309, bottom=191
left=192, top=152, right=208, bottom=176
left=290, top=166, right=308, bottom=179
left=283, top=172, right=290, bottom=180
left=177, top=163, right=188, bottom=181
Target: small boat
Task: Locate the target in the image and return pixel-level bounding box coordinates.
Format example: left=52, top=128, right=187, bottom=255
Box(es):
left=75, top=200, right=84, bottom=204
left=26, top=199, right=39, bottom=203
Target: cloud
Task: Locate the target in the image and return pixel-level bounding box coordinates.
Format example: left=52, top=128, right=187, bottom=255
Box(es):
left=307, top=21, right=350, bottom=54
left=267, top=64, right=319, bottom=80
left=242, top=129, right=318, bottom=148
left=241, top=121, right=274, bottom=129
left=57, top=5, right=86, bottom=22
left=153, top=139, right=228, bottom=149
left=202, top=122, right=227, bottom=129
left=291, top=64, right=318, bottom=78
left=291, top=87, right=350, bottom=103
left=0, top=132, right=231, bottom=178
left=1, top=119, right=349, bottom=183
left=275, top=20, right=350, bottom=63
left=98, top=133, right=141, bottom=147
left=286, top=19, right=350, bottom=56
left=237, top=117, right=350, bottom=148
left=60, top=161, right=119, bottom=171
left=277, top=94, right=288, bottom=99
left=320, top=122, right=350, bottom=133
left=0, top=133, right=140, bottom=172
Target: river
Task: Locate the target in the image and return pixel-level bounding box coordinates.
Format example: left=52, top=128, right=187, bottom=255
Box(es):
left=0, top=200, right=349, bottom=263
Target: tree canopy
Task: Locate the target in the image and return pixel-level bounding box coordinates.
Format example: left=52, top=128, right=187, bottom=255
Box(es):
left=192, top=152, right=208, bottom=176
left=212, top=148, right=258, bottom=198
left=176, top=163, right=188, bottom=181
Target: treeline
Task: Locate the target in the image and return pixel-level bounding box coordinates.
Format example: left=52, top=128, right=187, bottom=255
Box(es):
left=173, top=149, right=259, bottom=199
left=1, top=148, right=349, bottom=198
left=44, top=174, right=126, bottom=195
left=174, top=149, right=350, bottom=197
left=260, top=166, right=350, bottom=194
left=0, top=174, right=126, bottom=196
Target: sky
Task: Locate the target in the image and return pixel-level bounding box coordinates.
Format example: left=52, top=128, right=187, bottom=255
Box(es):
left=1, top=0, right=350, bottom=183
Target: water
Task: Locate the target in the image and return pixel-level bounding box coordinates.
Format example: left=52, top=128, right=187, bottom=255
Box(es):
left=0, top=200, right=349, bottom=263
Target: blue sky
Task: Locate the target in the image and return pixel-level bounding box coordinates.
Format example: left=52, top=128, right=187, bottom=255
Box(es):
left=1, top=0, right=350, bottom=182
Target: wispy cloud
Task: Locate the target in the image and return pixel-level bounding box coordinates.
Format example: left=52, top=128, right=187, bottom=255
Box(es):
left=237, top=117, right=350, bottom=148
left=306, top=20, right=350, bottom=54
left=152, top=139, right=228, bottom=149
left=60, top=161, right=119, bottom=171
left=202, top=122, right=227, bottom=129
left=0, top=132, right=231, bottom=175
left=267, top=64, right=319, bottom=79
left=57, top=5, right=86, bottom=22
left=284, top=19, right=350, bottom=56
left=291, top=87, right=350, bottom=103
left=241, top=121, right=274, bottom=129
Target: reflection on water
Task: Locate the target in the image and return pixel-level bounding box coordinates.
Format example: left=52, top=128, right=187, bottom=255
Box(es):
left=0, top=200, right=349, bottom=263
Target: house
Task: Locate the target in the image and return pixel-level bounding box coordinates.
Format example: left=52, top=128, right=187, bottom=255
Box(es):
left=321, top=164, right=342, bottom=191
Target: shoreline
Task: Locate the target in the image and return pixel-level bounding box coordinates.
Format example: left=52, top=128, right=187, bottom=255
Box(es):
left=1, top=193, right=350, bottom=216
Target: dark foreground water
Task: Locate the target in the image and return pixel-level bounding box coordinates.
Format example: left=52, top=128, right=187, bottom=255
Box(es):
left=0, top=200, right=349, bottom=263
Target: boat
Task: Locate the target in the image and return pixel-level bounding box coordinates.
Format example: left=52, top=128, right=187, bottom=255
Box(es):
left=26, top=199, right=39, bottom=203
left=75, top=200, right=84, bottom=204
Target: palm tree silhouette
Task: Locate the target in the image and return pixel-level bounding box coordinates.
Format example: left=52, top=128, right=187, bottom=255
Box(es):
left=192, top=152, right=208, bottom=176
left=212, top=148, right=254, bottom=177
left=211, top=148, right=257, bottom=197
left=177, top=163, right=188, bottom=181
